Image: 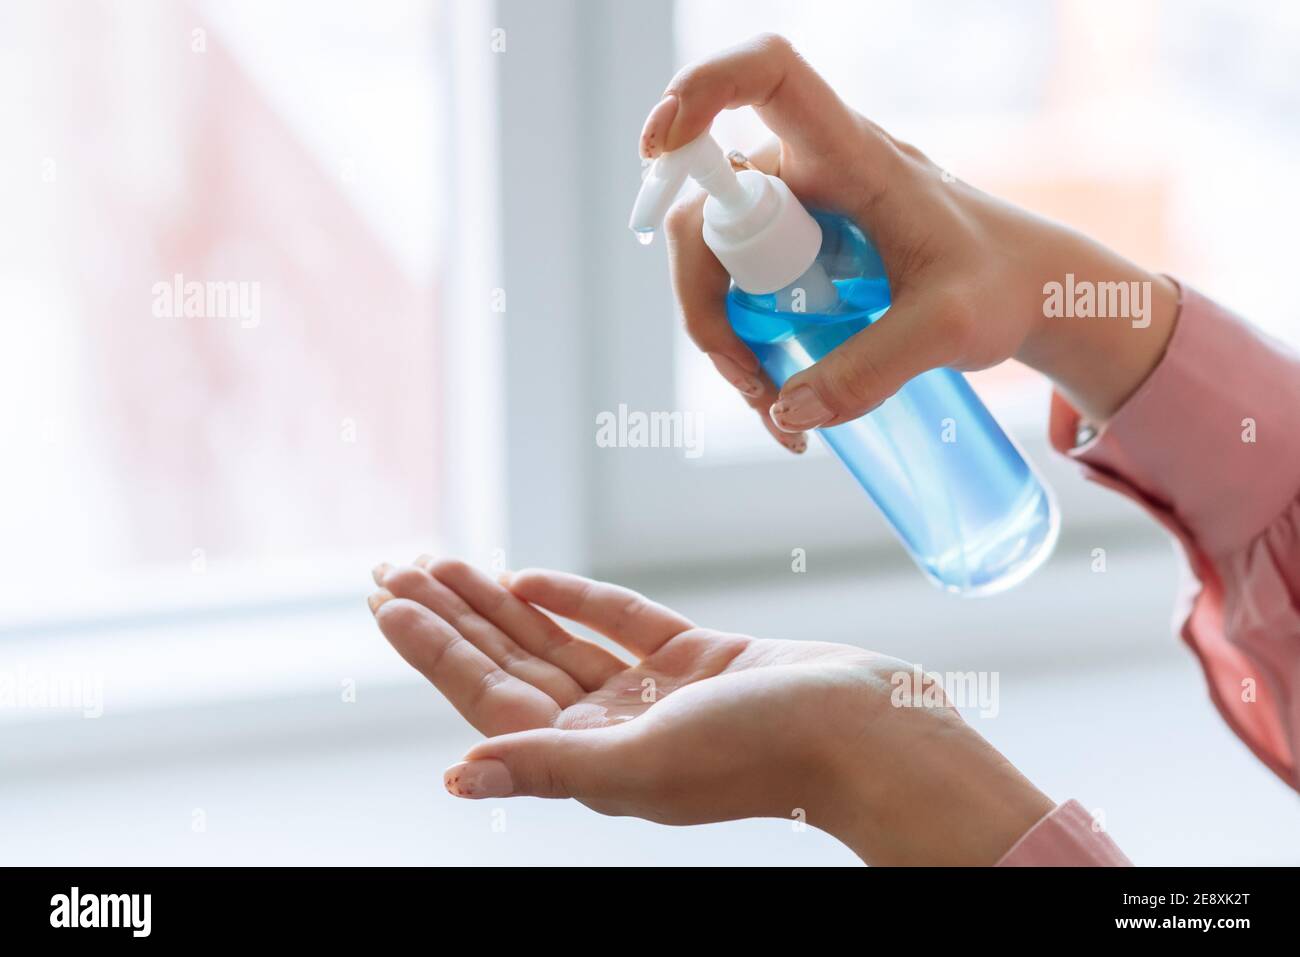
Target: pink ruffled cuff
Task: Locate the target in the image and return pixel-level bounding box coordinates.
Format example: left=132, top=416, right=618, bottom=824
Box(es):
left=1000, top=281, right=1300, bottom=866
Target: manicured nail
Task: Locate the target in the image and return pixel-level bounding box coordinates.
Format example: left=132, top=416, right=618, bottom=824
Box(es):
left=640, top=93, right=679, bottom=158
left=780, top=433, right=808, bottom=454
left=444, top=759, right=513, bottom=799
left=708, top=353, right=763, bottom=398
left=371, top=562, right=391, bottom=587
left=414, top=553, right=434, bottom=571
left=770, top=385, right=833, bottom=432
left=367, top=589, right=394, bottom=614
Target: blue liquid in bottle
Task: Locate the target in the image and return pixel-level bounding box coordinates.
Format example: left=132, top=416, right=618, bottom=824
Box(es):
left=728, top=211, right=1058, bottom=595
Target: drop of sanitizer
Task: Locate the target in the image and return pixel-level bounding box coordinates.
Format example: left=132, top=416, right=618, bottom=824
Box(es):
left=634, top=228, right=654, bottom=245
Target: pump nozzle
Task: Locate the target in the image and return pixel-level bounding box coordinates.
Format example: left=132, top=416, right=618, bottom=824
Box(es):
left=629, top=134, right=748, bottom=238
left=629, top=131, right=823, bottom=295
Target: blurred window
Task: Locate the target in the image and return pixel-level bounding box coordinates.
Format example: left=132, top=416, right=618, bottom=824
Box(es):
left=0, top=1, right=447, bottom=623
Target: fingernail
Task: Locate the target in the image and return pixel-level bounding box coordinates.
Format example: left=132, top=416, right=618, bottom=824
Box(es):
left=496, top=570, right=514, bottom=588
left=640, top=93, right=679, bottom=158
left=770, top=385, right=833, bottom=432
left=708, top=353, right=763, bottom=398
left=371, top=562, right=391, bottom=587
left=367, top=589, right=394, bottom=614
left=780, top=433, right=808, bottom=454
left=414, top=553, right=434, bottom=570
left=444, top=759, right=513, bottom=799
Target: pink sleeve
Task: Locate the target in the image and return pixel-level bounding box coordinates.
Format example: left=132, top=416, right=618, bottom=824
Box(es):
left=998, top=801, right=1132, bottom=866
left=999, top=281, right=1300, bottom=867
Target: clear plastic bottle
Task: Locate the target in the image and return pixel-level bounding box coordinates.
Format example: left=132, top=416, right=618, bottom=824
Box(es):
left=631, top=132, right=1058, bottom=594
left=728, top=210, right=1058, bottom=594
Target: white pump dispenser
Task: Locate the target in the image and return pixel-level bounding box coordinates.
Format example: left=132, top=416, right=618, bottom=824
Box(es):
left=629, top=131, right=827, bottom=298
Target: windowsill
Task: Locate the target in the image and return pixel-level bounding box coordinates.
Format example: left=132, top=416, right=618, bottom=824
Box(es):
left=6, top=530, right=1177, bottom=739
left=0, top=587, right=409, bottom=732
left=0, top=541, right=432, bottom=637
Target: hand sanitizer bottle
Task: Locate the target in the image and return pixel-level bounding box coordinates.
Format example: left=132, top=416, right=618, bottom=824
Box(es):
left=630, top=132, right=1058, bottom=595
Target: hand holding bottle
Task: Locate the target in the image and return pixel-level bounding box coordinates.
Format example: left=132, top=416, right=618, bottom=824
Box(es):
left=644, top=34, right=1180, bottom=443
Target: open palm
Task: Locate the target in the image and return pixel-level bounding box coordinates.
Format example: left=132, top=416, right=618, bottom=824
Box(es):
left=369, top=557, right=1053, bottom=864
left=369, top=558, right=904, bottom=827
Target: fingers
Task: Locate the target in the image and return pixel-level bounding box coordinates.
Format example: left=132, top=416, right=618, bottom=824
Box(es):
left=418, top=557, right=628, bottom=692
left=370, top=595, right=559, bottom=736
left=445, top=726, right=638, bottom=804
left=503, top=569, right=692, bottom=658
left=641, top=33, right=857, bottom=159
left=374, top=563, right=586, bottom=708
left=748, top=377, right=809, bottom=453
left=770, top=289, right=961, bottom=431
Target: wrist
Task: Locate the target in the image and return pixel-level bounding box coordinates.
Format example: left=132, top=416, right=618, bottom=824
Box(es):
left=1014, top=223, right=1180, bottom=423
left=823, top=710, right=1054, bottom=866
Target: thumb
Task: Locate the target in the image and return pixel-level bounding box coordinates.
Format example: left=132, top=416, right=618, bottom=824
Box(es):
left=769, top=289, right=962, bottom=431
left=443, top=726, right=632, bottom=802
